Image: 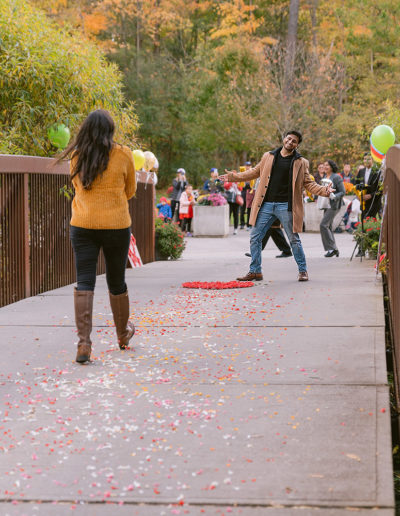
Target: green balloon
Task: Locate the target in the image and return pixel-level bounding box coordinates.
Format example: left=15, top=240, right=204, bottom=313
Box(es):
left=370, top=125, right=395, bottom=155
left=48, top=124, right=71, bottom=149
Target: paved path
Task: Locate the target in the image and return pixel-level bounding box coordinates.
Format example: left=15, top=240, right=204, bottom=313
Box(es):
left=0, top=230, right=394, bottom=515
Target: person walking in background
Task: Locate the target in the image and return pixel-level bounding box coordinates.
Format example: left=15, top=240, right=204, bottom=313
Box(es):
left=179, top=184, right=196, bottom=236
left=218, top=131, right=332, bottom=282
left=57, top=109, right=136, bottom=363
left=224, top=181, right=241, bottom=235
left=245, top=218, right=292, bottom=258
left=239, top=162, right=252, bottom=229
left=319, top=160, right=345, bottom=257
left=171, top=168, right=187, bottom=222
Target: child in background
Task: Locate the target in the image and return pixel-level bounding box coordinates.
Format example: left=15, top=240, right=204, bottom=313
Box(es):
left=157, top=197, right=172, bottom=221
left=179, top=184, right=196, bottom=236
left=346, top=196, right=361, bottom=233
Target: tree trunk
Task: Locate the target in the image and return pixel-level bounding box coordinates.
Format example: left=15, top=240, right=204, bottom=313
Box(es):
left=284, top=0, right=300, bottom=98
left=310, top=0, right=318, bottom=54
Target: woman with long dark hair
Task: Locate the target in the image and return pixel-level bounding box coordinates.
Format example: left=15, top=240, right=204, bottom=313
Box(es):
left=57, top=109, right=136, bottom=363
left=319, top=159, right=345, bottom=257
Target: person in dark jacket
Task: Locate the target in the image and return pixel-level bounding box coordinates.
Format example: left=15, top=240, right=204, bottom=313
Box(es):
left=170, top=168, right=187, bottom=221
left=245, top=218, right=292, bottom=258
left=319, top=160, right=345, bottom=257
left=355, top=154, right=382, bottom=219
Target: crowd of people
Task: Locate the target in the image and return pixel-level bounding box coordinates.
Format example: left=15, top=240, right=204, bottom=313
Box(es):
left=157, top=135, right=383, bottom=278
left=158, top=151, right=382, bottom=251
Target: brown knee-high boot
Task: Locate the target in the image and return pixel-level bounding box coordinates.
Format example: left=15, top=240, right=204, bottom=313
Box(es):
left=109, top=290, right=135, bottom=349
left=74, top=288, right=94, bottom=363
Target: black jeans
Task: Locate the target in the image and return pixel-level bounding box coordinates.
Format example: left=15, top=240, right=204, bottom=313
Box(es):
left=262, top=227, right=292, bottom=254
left=171, top=200, right=180, bottom=219
left=228, top=202, right=239, bottom=229
left=181, top=217, right=192, bottom=233
left=70, top=226, right=130, bottom=294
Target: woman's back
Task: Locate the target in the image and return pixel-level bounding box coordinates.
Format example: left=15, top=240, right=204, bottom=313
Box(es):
left=71, top=144, right=136, bottom=230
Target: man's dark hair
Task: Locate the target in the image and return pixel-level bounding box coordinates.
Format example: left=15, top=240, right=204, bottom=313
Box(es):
left=363, top=152, right=371, bottom=158
left=285, top=130, right=302, bottom=144
left=326, top=159, right=338, bottom=174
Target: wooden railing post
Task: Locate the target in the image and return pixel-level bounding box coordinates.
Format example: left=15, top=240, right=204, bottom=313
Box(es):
left=23, top=172, right=31, bottom=298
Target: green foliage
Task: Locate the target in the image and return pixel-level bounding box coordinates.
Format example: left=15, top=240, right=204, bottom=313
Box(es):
left=0, top=0, right=138, bottom=156
left=155, top=218, right=186, bottom=260
left=11, top=0, right=400, bottom=179
left=353, top=216, right=382, bottom=258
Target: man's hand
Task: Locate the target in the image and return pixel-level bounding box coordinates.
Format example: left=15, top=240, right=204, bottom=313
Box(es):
left=325, top=185, right=334, bottom=195
left=218, top=169, right=236, bottom=182
left=364, top=193, right=372, bottom=200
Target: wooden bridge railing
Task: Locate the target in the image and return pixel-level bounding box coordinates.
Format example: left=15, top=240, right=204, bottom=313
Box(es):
left=0, top=154, right=154, bottom=307
left=384, top=146, right=400, bottom=406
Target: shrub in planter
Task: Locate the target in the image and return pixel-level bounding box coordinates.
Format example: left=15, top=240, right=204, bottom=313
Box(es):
left=197, top=193, right=227, bottom=206
left=155, top=218, right=186, bottom=260
left=353, top=216, right=381, bottom=258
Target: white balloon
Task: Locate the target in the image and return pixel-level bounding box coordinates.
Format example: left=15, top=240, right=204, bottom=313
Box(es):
left=153, top=157, right=159, bottom=170
left=143, top=151, right=156, bottom=171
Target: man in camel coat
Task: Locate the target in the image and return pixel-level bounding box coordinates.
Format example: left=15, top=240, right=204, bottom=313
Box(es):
left=218, top=131, right=332, bottom=282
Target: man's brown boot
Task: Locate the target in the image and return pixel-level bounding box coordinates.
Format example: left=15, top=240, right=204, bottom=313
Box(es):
left=74, top=288, right=94, bottom=363
left=298, top=271, right=309, bottom=282
left=236, top=272, right=263, bottom=281
left=109, top=291, right=135, bottom=350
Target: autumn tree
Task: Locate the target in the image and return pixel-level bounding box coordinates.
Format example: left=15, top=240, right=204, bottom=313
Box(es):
left=0, top=0, right=137, bottom=156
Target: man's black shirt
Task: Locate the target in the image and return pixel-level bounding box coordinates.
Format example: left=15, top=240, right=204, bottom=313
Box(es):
left=264, top=152, right=294, bottom=203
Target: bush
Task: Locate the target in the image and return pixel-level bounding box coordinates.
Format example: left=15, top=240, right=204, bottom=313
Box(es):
left=0, top=0, right=138, bottom=156
left=155, top=219, right=186, bottom=260
left=353, top=217, right=382, bottom=258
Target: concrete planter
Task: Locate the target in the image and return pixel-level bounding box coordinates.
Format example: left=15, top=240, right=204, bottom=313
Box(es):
left=193, top=204, right=229, bottom=237
left=303, top=196, right=352, bottom=232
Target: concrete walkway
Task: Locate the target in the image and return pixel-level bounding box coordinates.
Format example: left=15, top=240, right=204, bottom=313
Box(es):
left=0, top=230, right=394, bottom=515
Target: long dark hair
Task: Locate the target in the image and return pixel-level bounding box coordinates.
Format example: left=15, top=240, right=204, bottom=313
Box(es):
left=325, top=159, right=338, bottom=174
left=57, top=109, right=115, bottom=190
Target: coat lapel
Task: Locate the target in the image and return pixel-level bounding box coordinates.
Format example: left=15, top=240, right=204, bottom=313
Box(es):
left=292, top=158, right=301, bottom=187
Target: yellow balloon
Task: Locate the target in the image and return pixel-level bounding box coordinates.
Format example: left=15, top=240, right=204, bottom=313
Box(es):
left=132, top=149, right=145, bottom=170
left=143, top=151, right=156, bottom=171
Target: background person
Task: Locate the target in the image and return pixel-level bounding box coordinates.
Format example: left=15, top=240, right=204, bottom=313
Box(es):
left=179, top=184, right=196, bottom=236
left=341, top=163, right=353, bottom=183
left=203, top=168, right=220, bottom=192
left=245, top=218, right=292, bottom=258
left=319, top=159, right=345, bottom=257
left=224, top=181, right=241, bottom=235
left=239, top=161, right=252, bottom=229
left=170, top=168, right=187, bottom=222
left=314, top=162, right=325, bottom=184
left=58, top=109, right=136, bottom=363
left=355, top=153, right=382, bottom=219
left=157, top=196, right=172, bottom=221
left=245, top=180, right=256, bottom=230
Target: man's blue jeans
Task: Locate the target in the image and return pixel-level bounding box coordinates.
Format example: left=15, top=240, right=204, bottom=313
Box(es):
left=249, top=202, right=307, bottom=273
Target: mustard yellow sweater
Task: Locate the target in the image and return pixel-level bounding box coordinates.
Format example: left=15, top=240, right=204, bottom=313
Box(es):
left=70, top=144, right=136, bottom=230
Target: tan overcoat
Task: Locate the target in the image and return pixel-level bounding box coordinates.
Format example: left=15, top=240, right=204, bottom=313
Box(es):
left=227, top=151, right=329, bottom=233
